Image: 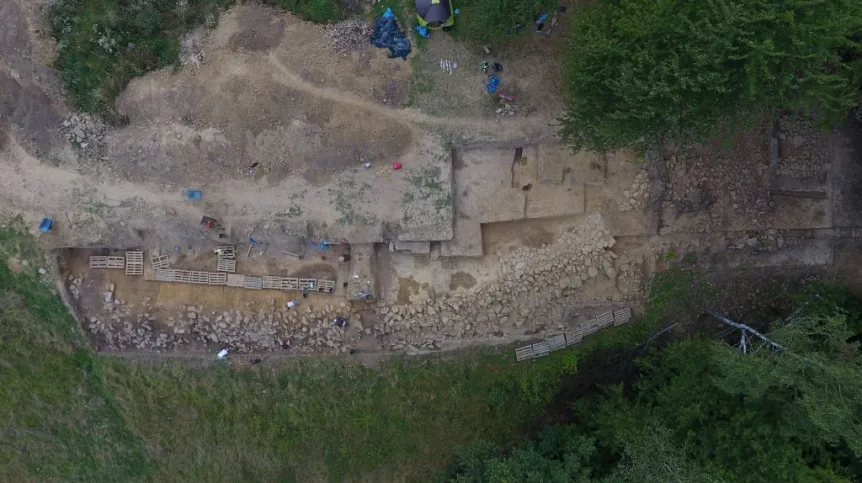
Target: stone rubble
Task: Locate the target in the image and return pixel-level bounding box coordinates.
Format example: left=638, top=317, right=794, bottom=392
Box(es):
left=619, top=169, right=649, bottom=212
left=324, top=18, right=373, bottom=54
left=78, top=214, right=632, bottom=355
left=60, top=114, right=107, bottom=158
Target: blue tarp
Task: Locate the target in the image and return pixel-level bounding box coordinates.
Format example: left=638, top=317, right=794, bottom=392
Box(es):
left=371, top=8, right=411, bottom=60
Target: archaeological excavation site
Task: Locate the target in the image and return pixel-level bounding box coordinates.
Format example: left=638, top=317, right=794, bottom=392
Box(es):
left=3, top=2, right=862, bottom=365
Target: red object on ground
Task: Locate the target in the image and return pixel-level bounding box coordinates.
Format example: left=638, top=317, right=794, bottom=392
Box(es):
left=392, top=162, right=403, bottom=170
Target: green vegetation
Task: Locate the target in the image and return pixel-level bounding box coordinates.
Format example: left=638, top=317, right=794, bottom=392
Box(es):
left=47, top=0, right=349, bottom=119
left=560, top=0, right=862, bottom=152
left=454, top=0, right=557, bottom=44
left=48, top=0, right=234, bottom=119
left=261, top=0, right=346, bottom=23
left=444, top=281, right=862, bottom=482
left=3, top=215, right=861, bottom=481
left=0, top=223, right=152, bottom=481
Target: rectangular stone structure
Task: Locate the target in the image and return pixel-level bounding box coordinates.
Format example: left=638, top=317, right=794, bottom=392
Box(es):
left=90, top=256, right=125, bottom=269
left=125, top=251, right=143, bottom=275
left=613, top=307, right=632, bottom=326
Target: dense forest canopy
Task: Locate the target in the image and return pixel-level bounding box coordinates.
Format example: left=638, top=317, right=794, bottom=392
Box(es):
left=560, top=0, right=862, bottom=151
left=445, top=283, right=862, bottom=482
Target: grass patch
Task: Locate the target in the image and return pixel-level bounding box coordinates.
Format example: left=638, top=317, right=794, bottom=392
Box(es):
left=48, top=0, right=235, bottom=120
left=261, top=0, right=347, bottom=23
left=0, top=219, right=153, bottom=481
left=48, top=0, right=348, bottom=120
left=0, top=219, right=746, bottom=481
left=451, top=0, right=558, bottom=45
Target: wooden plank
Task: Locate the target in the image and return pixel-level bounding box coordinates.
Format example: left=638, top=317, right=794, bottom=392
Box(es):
left=298, top=278, right=316, bottom=291
left=613, top=307, right=632, bottom=326
left=546, top=334, right=566, bottom=352
left=281, top=277, right=300, bottom=291
left=515, top=345, right=535, bottom=362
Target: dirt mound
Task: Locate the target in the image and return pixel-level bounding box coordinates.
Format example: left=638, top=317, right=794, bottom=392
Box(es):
left=228, top=7, right=286, bottom=52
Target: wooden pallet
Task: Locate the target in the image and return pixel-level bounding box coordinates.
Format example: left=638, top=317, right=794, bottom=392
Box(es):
left=281, top=277, right=300, bottom=291
left=546, top=334, right=566, bottom=352
left=582, top=317, right=600, bottom=335
left=125, top=251, right=143, bottom=275
left=531, top=341, right=551, bottom=358
left=226, top=274, right=245, bottom=288
left=613, top=307, right=632, bottom=326
left=216, top=259, right=236, bottom=273
left=564, top=326, right=583, bottom=346
left=151, top=254, right=170, bottom=270
left=317, top=279, right=336, bottom=293
left=298, top=278, right=316, bottom=291
left=208, top=272, right=227, bottom=285
left=243, top=276, right=263, bottom=290
left=90, top=256, right=125, bottom=269
left=216, top=245, right=236, bottom=259
left=596, top=311, right=615, bottom=330
left=262, top=276, right=281, bottom=290
left=515, top=345, right=536, bottom=361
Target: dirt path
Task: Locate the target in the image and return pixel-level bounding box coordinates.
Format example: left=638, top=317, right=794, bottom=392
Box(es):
left=266, top=53, right=558, bottom=138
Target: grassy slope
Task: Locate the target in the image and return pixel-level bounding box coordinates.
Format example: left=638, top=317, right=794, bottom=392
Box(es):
left=0, top=219, right=677, bottom=481
left=0, top=225, right=153, bottom=481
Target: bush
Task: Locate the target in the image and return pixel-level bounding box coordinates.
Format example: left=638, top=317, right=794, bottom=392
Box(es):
left=560, top=0, right=862, bottom=152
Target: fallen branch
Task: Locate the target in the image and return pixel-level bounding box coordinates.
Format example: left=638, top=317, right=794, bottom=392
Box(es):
left=703, top=310, right=783, bottom=352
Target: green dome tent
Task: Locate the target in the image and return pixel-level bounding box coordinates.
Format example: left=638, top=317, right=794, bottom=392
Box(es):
left=416, top=0, right=454, bottom=29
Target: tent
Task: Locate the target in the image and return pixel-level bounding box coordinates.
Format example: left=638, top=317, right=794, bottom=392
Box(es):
left=416, top=0, right=454, bottom=30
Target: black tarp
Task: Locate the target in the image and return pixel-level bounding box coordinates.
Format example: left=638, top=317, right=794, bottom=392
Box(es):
left=370, top=14, right=411, bottom=60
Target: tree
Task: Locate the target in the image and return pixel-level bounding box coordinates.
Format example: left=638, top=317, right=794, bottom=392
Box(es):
left=560, top=0, right=862, bottom=152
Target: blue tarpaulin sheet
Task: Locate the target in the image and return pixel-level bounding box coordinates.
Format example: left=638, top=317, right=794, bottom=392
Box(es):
left=187, top=190, right=202, bottom=200
left=371, top=8, right=411, bottom=60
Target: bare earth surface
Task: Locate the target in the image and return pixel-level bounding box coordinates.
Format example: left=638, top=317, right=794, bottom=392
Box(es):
left=3, top=1, right=862, bottom=362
